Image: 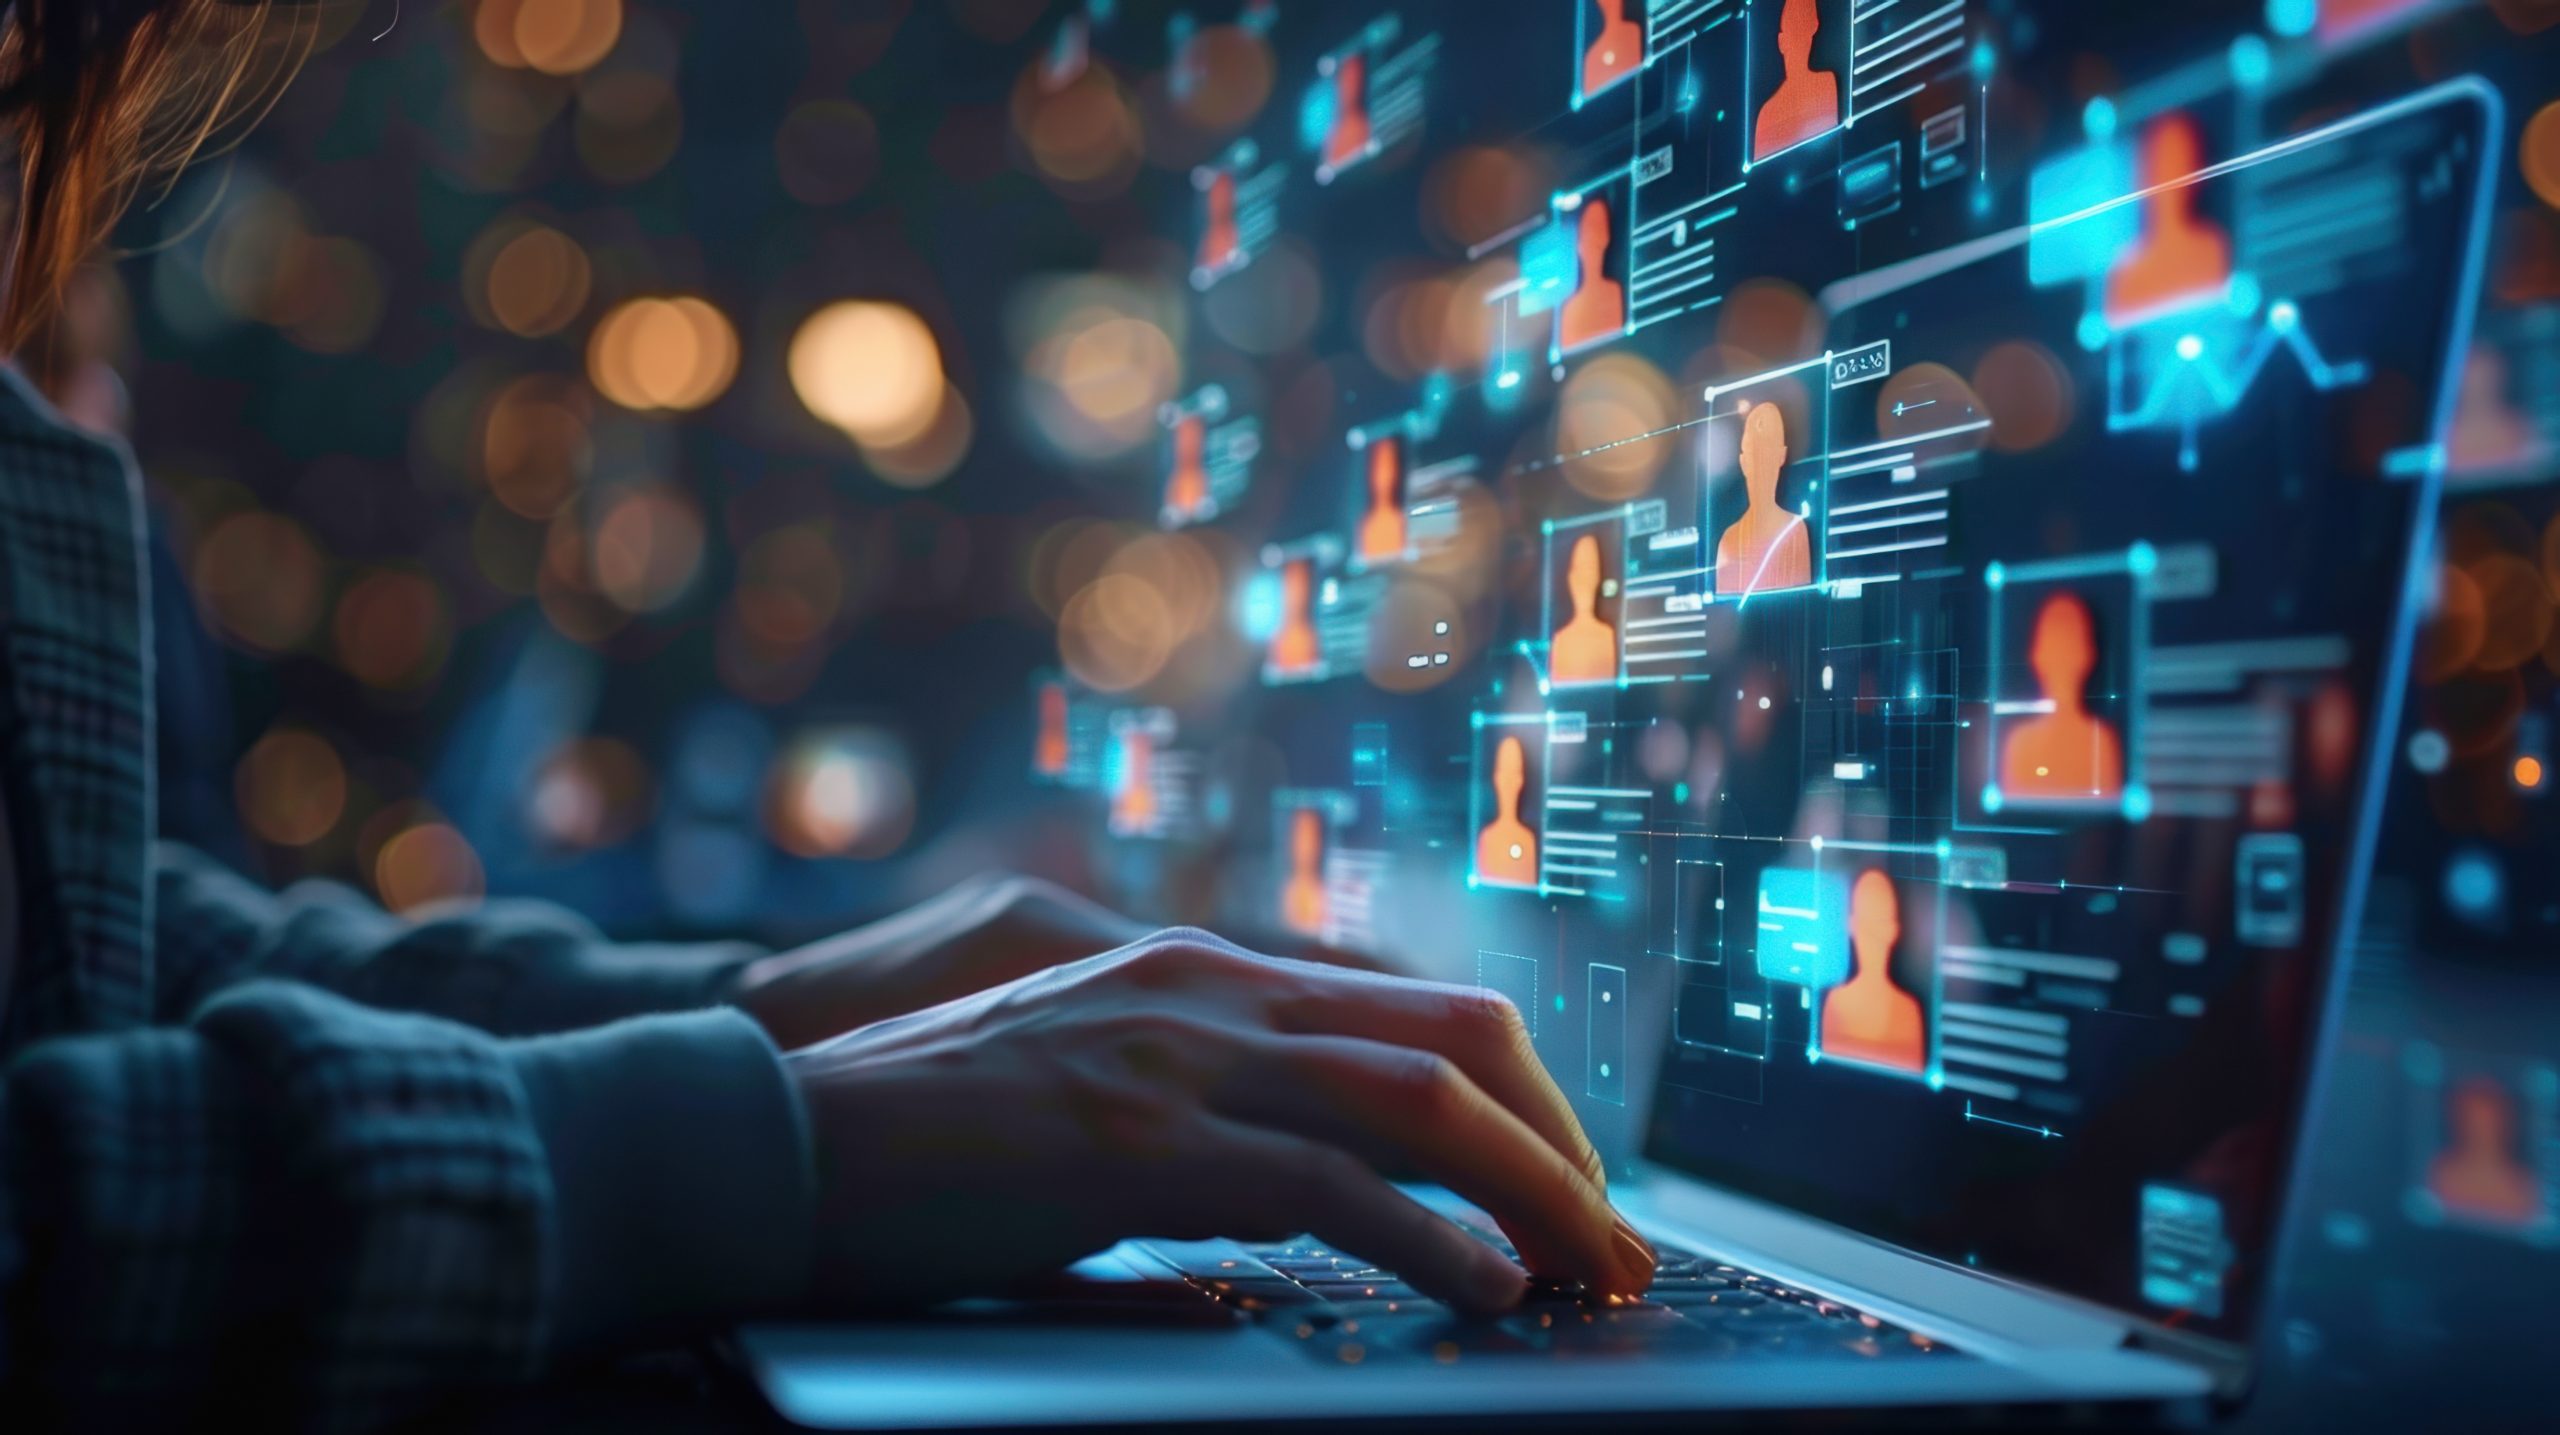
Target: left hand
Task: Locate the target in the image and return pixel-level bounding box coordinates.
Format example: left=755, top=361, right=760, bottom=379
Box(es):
left=734, top=874, right=1153, bottom=1049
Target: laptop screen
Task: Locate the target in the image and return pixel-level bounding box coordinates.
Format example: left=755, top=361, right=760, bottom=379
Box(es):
left=1635, top=87, right=2494, bottom=1344
left=1049, top=5, right=2495, bottom=1358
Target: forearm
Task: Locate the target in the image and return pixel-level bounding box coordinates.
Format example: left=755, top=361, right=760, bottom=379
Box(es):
left=152, top=843, right=766, bottom=1035
left=2, top=981, right=812, bottom=1428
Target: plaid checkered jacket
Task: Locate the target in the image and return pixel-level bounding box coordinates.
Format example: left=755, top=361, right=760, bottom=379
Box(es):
left=0, top=369, right=812, bottom=1428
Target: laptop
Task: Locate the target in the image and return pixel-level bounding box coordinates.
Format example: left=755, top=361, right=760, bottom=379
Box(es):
left=734, top=78, right=2498, bottom=1430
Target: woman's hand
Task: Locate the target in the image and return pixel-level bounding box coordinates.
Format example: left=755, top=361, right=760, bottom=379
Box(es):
left=735, top=874, right=1152, bottom=1049
left=785, top=927, right=1651, bottom=1317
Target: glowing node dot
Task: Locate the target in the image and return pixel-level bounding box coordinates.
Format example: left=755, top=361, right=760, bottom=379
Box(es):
left=2270, top=300, right=2299, bottom=331
left=2076, top=312, right=2111, bottom=352
left=2175, top=334, right=2205, bottom=361
left=2408, top=729, right=2450, bottom=773
left=1508, top=843, right=1524, bottom=860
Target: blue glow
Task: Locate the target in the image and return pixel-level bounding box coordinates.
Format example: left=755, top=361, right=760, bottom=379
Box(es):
left=2122, top=783, right=2153, bottom=823
left=2028, top=142, right=2139, bottom=286
left=1983, top=561, right=2007, bottom=589
left=1519, top=219, right=1577, bottom=317
left=1297, top=82, right=1336, bottom=153
left=1755, top=867, right=1851, bottom=988
left=2408, top=728, right=2450, bottom=772
left=2267, top=0, right=2319, bottom=38
left=2225, top=271, right=2263, bottom=316
left=2229, top=34, right=2272, bottom=88
left=2083, top=96, right=2118, bottom=141
left=2077, top=311, right=2112, bottom=351
left=1969, top=39, right=1997, bottom=81
left=2176, top=333, right=2206, bottom=361
left=1981, top=783, right=2006, bottom=814
left=1236, top=570, right=1282, bottom=641
left=2128, top=541, right=2159, bottom=576
left=2444, top=849, right=2504, bottom=922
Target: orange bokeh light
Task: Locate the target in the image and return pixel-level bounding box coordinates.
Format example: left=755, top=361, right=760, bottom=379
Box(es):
left=588, top=296, right=739, bottom=412
left=235, top=727, right=348, bottom=848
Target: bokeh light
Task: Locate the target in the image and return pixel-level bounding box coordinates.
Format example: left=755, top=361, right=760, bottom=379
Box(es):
left=477, top=0, right=625, bottom=77
left=790, top=300, right=948, bottom=446
left=2523, top=99, right=2560, bottom=211
left=333, top=568, right=453, bottom=691
left=469, top=219, right=593, bottom=337
left=576, top=69, right=683, bottom=183
left=767, top=728, right=917, bottom=859
left=480, top=374, right=593, bottom=519
left=528, top=736, right=654, bottom=849
left=588, top=296, right=739, bottom=412
left=1059, top=571, right=1177, bottom=691
left=1556, top=353, right=1677, bottom=502
left=192, top=511, right=326, bottom=652
left=589, top=484, right=707, bottom=613
left=374, top=820, right=488, bottom=913
left=1971, top=339, right=2077, bottom=453
left=235, top=727, right=349, bottom=848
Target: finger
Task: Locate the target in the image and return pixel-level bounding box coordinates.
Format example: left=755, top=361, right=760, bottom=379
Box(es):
left=1213, top=926, right=1398, bottom=976
left=1196, top=1117, right=1528, bottom=1315
left=1258, top=963, right=1609, bottom=1191
left=1217, top=1035, right=1650, bottom=1297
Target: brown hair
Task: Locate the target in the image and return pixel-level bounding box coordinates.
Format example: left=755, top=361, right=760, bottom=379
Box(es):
left=0, top=0, right=313, bottom=353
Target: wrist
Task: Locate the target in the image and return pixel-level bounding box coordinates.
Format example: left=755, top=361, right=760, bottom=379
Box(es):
left=511, top=1008, right=817, bottom=1353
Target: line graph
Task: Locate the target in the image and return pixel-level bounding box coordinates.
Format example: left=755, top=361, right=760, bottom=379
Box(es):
left=2106, top=299, right=2370, bottom=471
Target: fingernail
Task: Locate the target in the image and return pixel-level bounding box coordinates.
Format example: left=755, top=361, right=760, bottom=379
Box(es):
left=1611, top=1216, right=1656, bottom=1292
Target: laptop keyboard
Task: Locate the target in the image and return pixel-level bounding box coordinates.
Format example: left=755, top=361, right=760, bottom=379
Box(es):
left=1155, top=1228, right=1958, bottom=1366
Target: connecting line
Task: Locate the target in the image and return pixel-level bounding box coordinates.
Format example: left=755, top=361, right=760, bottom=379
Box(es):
left=1512, top=639, right=1551, bottom=685
left=1962, top=1101, right=2062, bottom=1139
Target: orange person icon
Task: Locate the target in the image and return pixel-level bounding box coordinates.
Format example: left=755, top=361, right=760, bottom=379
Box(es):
left=1034, top=682, right=1069, bottom=775
left=1820, top=870, right=1927, bottom=1072
left=1283, top=807, right=1328, bottom=935
left=1270, top=558, right=1321, bottom=675
left=2450, top=346, right=2533, bottom=472
left=1113, top=730, right=1156, bottom=830
left=1550, top=532, right=1619, bottom=684
left=1476, top=735, right=1539, bottom=887
left=2428, top=1077, right=2544, bottom=1226
left=1356, top=437, right=1408, bottom=563
left=1582, top=0, right=1643, bottom=99
left=1557, top=199, right=1625, bottom=353
left=2000, top=592, right=2126, bottom=801
left=1753, top=0, right=1839, bottom=163
left=1324, top=51, right=1371, bottom=172
left=2104, top=113, right=2231, bottom=326
left=1199, top=171, right=1242, bottom=274
left=1166, top=414, right=1209, bottom=519
left=1716, top=402, right=1813, bottom=596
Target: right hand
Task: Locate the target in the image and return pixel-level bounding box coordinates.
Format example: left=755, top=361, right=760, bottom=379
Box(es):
left=785, top=927, right=1653, bottom=1315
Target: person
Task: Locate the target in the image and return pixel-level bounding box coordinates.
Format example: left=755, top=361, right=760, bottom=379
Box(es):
left=1164, top=411, right=1210, bottom=519
left=1556, top=198, right=1623, bottom=353
left=1476, top=736, right=1540, bottom=888
left=1198, top=169, right=1242, bottom=276
left=1715, top=401, right=1812, bottom=596
left=1819, top=871, right=1925, bottom=1072
left=2427, top=1077, right=2544, bottom=1226
left=1356, top=436, right=1407, bottom=563
left=1270, top=556, right=1322, bottom=673
left=2103, top=113, right=2230, bottom=326
left=1998, top=592, right=2126, bottom=801
left=1323, top=50, right=1371, bottom=172
left=1034, top=681, right=1071, bottom=776
left=0, top=4, right=1647, bottom=1425
left=1282, top=808, right=1328, bottom=935
left=1550, top=532, right=1619, bottom=683
left=1753, top=0, right=1838, bottom=162
left=1581, top=0, right=1643, bottom=99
